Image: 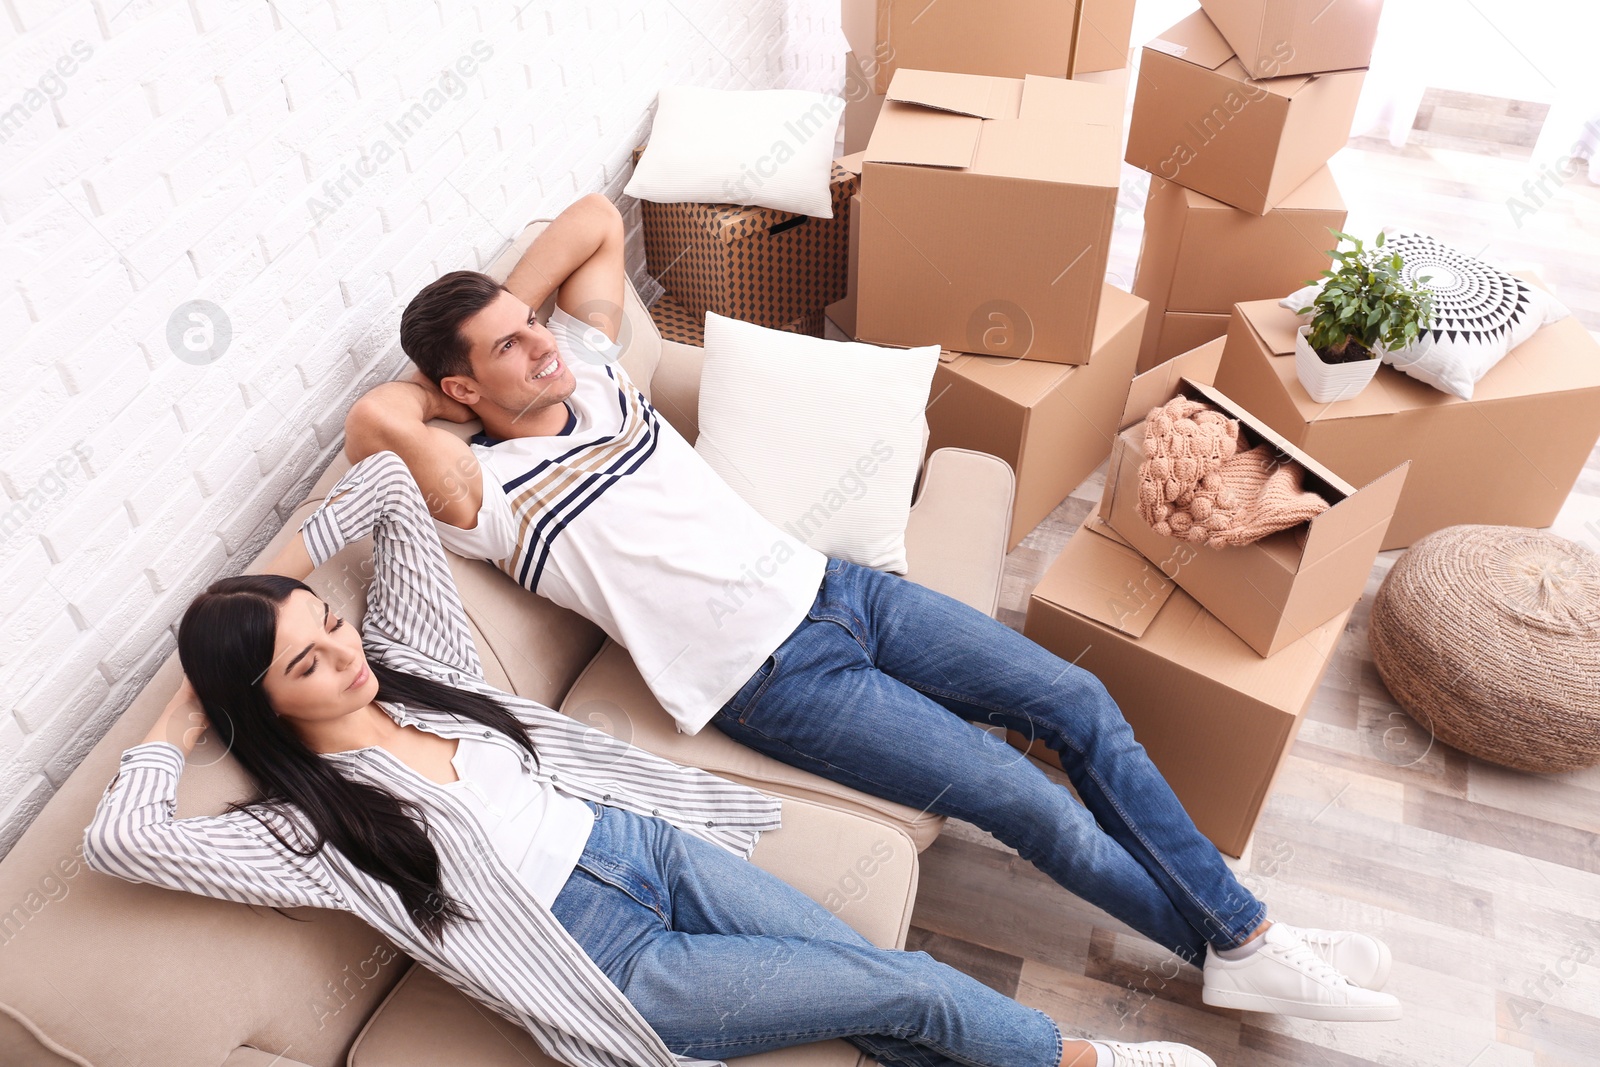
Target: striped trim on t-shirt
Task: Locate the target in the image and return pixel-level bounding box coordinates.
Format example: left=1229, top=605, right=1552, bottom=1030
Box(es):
left=497, top=365, right=661, bottom=592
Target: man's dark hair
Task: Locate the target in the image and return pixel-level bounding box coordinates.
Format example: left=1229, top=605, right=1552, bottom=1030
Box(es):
left=399, top=270, right=508, bottom=384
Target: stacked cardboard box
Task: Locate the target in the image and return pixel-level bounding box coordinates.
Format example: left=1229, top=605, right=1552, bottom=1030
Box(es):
left=1132, top=167, right=1346, bottom=372
left=1121, top=3, right=1375, bottom=370
left=1200, top=0, right=1385, bottom=79
left=1124, top=9, right=1369, bottom=214
left=839, top=0, right=1136, bottom=151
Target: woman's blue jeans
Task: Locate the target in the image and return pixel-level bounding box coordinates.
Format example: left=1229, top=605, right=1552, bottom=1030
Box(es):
left=712, top=558, right=1266, bottom=964
left=550, top=801, right=1063, bottom=1067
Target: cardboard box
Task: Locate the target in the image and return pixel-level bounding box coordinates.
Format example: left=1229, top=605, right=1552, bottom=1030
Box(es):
left=1121, top=336, right=1225, bottom=428
left=1100, top=377, right=1407, bottom=657
left=1200, top=0, right=1384, bottom=78
left=1015, top=514, right=1353, bottom=856
left=1214, top=296, right=1600, bottom=550
left=648, top=293, right=823, bottom=347
left=1137, top=311, right=1231, bottom=374
left=1123, top=11, right=1365, bottom=215
left=1134, top=168, right=1345, bottom=315
left=842, top=51, right=888, bottom=155
left=632, top=148, right=857, bottom=327
left=857, top=70, right=1122, bottom=365
left=842, top=0, right=1135, bottom=94
left=925, top=285, right=1145, bottom=549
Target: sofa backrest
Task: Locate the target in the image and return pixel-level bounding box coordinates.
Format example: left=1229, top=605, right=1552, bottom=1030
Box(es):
left=0, top=219, right=667, bottom=1067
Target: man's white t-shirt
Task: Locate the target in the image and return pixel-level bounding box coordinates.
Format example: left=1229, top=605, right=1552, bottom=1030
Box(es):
left=434, top=306, right=828, bottom=734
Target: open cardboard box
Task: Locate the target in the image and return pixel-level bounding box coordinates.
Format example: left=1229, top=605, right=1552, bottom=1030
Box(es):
left=1215, top=291, right=1600, bottom=550
left=842, top=0, right=1136, bottom=95
left=1200, top=0, right=1384, bottom=78
left=1015, top=508, right=1353, bottom=856
left=1103, top=377, right=1407, bottom=657
left=926, top=285, right=1145, bottom=549
left=1120, top=336, right=1226, bottom=429
left=857, top=69, right=1122, bottom=365
left=1124, top=10, right=1364, bottom=215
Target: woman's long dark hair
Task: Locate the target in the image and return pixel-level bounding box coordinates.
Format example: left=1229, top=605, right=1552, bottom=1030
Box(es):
left=177, top=573, right=536, bottom=942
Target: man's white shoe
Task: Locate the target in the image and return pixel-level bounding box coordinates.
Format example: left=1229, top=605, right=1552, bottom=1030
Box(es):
left=1275, top=922, right=1392, bottom=990
left=1201, top=923, right=1402, bottom=1021
left=1092, top=1040, right=1217, bottom=1066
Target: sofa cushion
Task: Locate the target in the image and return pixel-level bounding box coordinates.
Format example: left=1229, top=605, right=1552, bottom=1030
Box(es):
left=560, top=641, right=944, bottom=851
left=348, top=794, right=915, bottom=1067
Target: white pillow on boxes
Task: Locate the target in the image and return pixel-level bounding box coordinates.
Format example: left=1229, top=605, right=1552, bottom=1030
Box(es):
left=1281, top=230, right=1570, bottom=400
left=695, top=312, right=938, bottom=574
left=624, top=85, right=843, bottom=218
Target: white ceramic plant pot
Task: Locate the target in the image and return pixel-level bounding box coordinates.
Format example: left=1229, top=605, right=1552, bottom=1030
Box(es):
left=1294, top=325, right=1382, bottom=404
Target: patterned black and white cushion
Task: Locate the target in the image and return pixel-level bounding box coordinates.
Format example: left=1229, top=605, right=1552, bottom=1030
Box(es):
left=1283, top=231, right=1569, bottom=400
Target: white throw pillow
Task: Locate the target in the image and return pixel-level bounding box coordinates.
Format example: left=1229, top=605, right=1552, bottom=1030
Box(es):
left=1281, top=231, right=1570, bottom=400
left=695, top=312, right=939, bottom=574
left=624, top=85, right=844, bottom=218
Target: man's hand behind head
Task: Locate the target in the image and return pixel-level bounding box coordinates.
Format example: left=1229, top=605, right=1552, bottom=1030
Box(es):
left=409, top=369, right=478, bottom=424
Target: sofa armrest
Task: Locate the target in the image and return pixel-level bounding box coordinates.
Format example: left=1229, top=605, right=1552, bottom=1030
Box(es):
left=647, top=337, right=706, bottom=444
left=903, top=448, right=1015, bottom=617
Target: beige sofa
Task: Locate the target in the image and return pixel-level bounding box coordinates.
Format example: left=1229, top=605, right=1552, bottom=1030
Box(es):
left=0, top=220, right=1017, bottom=1067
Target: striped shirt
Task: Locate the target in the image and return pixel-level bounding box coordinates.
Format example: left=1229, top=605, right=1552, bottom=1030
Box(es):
left=433, top=306, right=827, bottom=735
left=85, top=449, right=782, bottom=1067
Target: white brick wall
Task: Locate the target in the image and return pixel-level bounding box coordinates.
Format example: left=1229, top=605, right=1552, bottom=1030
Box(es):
left=0, top=0, right=847, bottom=858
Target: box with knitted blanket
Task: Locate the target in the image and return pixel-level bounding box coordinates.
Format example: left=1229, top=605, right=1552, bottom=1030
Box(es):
left=1215, top=289, right=1600, bottom=550
left=1015, top=512, right=1354, bottom=855
left=1100, top=377, right=1408, bottom=657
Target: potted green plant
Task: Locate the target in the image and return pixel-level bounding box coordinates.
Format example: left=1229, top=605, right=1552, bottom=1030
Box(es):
left=1294, top=229, right=1434, bottom=403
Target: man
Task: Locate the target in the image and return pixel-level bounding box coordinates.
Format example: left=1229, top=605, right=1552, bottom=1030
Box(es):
left=345, top=193, right=1402, bottom=1034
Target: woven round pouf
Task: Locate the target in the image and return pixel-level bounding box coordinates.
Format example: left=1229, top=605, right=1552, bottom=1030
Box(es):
left=1369, top=524, right=1600, bottom=773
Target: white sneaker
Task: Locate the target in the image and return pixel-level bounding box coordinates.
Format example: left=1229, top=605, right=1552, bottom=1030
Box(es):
left=1202, top=922, right=1402, bottom=1021
left=1090, top=1040, right=1217, bottom=1066
left=1275, top=922, right=1393, bottom=990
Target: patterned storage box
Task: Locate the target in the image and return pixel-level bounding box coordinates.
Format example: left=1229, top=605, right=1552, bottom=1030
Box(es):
left=647, top=292, right=825, bottom=348
left=630, top=145, right=857, bottom=328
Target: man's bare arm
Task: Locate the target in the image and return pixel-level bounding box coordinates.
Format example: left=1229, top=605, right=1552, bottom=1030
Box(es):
left=343, top=377, right=484, bottom=529
left=502, top=192, right=627, bottom=344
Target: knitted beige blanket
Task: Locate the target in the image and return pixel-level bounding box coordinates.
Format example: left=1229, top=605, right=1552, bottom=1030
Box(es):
left=1137, top=397, right=1329, bottom=547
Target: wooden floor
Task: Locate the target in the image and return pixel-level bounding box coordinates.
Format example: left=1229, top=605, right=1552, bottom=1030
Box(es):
left=900, top=114, right=1600, bottom=1065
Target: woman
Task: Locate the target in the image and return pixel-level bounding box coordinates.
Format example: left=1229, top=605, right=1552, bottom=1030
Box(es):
left=86, top=450, right=1215, bottom=1067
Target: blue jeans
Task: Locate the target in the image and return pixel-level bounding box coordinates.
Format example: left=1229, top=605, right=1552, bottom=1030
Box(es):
left=549, top=801, right=1062, bottom=1067
left=713, top=558, right=1266, bottom=964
